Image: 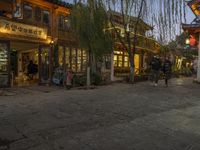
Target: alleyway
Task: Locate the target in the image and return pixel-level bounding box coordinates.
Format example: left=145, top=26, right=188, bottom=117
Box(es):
left=0, top=77, right=200, bottom=150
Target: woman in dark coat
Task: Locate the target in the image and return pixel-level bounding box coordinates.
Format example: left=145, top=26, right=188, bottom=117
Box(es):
left=163, top=57, right=172, bottom=87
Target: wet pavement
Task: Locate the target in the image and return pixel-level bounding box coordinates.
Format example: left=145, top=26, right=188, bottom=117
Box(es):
left=0, top=77, right=200, bottom=150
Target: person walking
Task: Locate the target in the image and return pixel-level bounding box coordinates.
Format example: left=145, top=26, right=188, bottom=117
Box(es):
left=150, top=55, right=161, bottom=86
left=163, top=57, right=172, bottom=87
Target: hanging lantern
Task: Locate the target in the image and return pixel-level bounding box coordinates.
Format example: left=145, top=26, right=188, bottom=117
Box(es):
left=189, top=35, right=196, bottom=46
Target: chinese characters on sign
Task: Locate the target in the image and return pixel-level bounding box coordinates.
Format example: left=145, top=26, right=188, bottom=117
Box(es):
left=0, top=19, right=47, bottom=39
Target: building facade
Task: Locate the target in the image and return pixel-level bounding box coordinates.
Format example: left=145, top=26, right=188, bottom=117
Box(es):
left=0, top=0, right=87, bottom=87
left=182, top=0, right=200, bottom=82
left=108, top=12, right=160, bottom=80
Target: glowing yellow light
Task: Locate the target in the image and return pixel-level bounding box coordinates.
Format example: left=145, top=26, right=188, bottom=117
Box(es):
left=185, top=38, right=190, bottom=45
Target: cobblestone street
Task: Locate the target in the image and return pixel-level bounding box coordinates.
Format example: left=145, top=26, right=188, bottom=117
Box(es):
left=0, top=77, right=200, bottom=150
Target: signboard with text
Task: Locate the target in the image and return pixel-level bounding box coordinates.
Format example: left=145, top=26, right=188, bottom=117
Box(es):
left=0, top=19, right=47, bottom=40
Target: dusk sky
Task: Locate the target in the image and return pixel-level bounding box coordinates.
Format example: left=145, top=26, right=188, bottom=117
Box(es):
left=64, top=0, right=196, bottom=24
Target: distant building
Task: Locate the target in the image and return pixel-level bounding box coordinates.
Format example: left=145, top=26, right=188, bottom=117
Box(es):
left=182, top=0, right=200, bottom=82
left=106, top=11, right=160, bottom=81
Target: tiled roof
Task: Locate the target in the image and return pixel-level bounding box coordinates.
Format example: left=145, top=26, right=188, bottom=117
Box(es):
left=182, top=23, right=200, bottom=28
left=46, top=0, right=73, bottom=8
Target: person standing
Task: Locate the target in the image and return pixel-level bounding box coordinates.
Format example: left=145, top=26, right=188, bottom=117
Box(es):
left=163, top=57, right=172, bottom=87
left=150, top=55, right=161, bottom=86
left=66, top=69, right=72, bottom=89
left=27, top=60, right=34, bottom=80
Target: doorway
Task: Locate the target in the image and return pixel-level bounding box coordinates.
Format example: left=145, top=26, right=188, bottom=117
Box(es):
left=10, top=41, right=39, bottom=86
left=39, top=45, right=52, bottom=84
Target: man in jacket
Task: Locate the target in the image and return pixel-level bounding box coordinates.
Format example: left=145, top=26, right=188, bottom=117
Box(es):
left=163, top=57, right=172, bottom=87
left=150, top=55, right=161, bottom=86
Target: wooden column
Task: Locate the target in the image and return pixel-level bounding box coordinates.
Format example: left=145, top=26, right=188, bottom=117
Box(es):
left=197, top=33, right=200, bottom=82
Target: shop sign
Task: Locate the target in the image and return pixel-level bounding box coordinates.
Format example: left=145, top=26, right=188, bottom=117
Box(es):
left=0, top=19, right=47, bottom=39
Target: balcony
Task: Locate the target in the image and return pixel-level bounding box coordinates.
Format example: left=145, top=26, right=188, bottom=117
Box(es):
left=114, top=32, right=160, bottom=54
left=133, top=33, right=160, bottom=53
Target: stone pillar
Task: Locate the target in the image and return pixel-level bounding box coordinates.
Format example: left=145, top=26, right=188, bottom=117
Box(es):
left=197, top=33, right=200, bottom=82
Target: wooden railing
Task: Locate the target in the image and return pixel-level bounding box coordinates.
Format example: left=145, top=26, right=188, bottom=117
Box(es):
left=134, top=34, right=160, bottom=53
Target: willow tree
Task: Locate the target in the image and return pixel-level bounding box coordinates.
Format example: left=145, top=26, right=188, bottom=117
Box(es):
left=70, top=1, right=114, bottom=85
left=105, top=0, right=187, bottom=83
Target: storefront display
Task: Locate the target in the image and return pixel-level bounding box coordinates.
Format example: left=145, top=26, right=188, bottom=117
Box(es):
left=0, top=43, right=9, bottom=87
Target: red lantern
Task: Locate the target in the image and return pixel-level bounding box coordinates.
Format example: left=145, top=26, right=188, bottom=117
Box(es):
left=190, top=35, right=196, bottom=46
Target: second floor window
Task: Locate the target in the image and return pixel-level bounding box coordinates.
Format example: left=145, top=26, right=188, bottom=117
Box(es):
left=35, top=7, right=41, bottom=22
left=23, top=4, right=32, bottom=20
left=59, top=14, right=70, bottom=31
left=43, top=10, right=49, bottom=25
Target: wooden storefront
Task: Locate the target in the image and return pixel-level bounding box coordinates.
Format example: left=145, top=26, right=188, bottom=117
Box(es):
left=0, top=0, right=86, bottom=87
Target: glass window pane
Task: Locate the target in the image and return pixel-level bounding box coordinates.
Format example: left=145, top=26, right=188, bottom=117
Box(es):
left=124, top=56, right=128, bottom=62
left=71, top=49, right=76, bottom=72
left=134, top=54, right=140, bottom=74
left=124, top=56, right=129, bottom=67
left=43, top=10, right=49, bottom=25
left=35, top=7, right=41, bottom=22
left=23, top=4, right=32, bottom=20
left=118, top=56, right=122, bottom=61
left=118, top=61, right=122, bottom=67
left=65, top=47, right=70, bottom=68
left=114, top=61, right=117, bottom=67
left=82, top=50, right=87, bottom=71
left=114, top=55, right=117, bottom=61
left=124, top=62, right=129, bottom=67
left=77, top=49, right=82, bottom=72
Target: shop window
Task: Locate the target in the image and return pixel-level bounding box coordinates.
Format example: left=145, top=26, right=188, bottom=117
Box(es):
left=0, top=43, right=8, bottom=87
left=114, top=51, right=130, bottom=68
left=134, top=54, right=140, bottom=74
left=58, top=46, right=64, bottom=67
left=77, top=49, right=82, bottom=72
left=35, top=7, right=41, bottom=22
left=65, top=47, right=71, bottom=69
left=43, top=10, right=49, bottom=25
left=82, top=50, right=87, bottom=71
left=124, top=56, right=129, bottom=67
left=64, top=48, right=87, bottom=73
left=118, top=55, right=123, bottom=67
left=0, top=44, right=8, bottom=72
left=114, top=55, right=117, bottom=67
left=71, top=48, right=77, bottom=72
left=23, top=4, right=32, bottom=20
